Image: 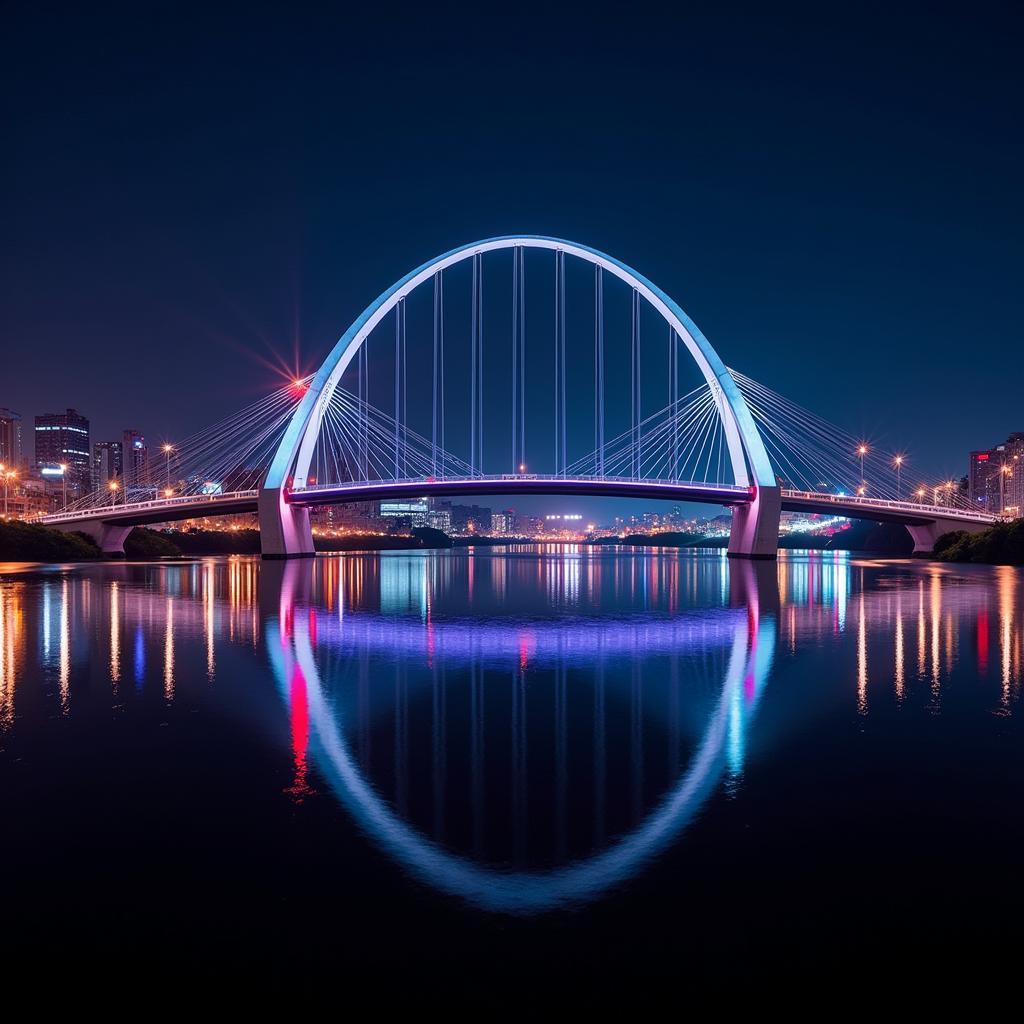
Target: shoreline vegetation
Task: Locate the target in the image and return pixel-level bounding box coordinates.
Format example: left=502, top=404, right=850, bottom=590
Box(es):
left=932, top=519, right=1024, bottom=565
left=1, top=518, right=1020, bottom=565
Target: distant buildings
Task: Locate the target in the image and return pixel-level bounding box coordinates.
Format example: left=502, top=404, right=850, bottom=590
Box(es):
left=969, top=432, right=1024, bottom=516
left=122, top=429, right=150, bottom=488
left=0, top=408, right=23, bottom=469
left=34, top=408, right=91, bottom=501
left=93, top=440, right=123, bottom=489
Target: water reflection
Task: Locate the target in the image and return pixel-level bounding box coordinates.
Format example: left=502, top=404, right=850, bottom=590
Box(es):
left=1, top=549, right=1023, bottom=915
left=266, top=556, right=776, bottom=912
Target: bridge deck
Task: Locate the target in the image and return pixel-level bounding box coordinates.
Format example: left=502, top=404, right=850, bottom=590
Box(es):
left=37, top=477, right=1002, bottom=531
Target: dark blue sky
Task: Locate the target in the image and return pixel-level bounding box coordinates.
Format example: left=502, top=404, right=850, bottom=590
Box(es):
left=3, top=3, right=1022, bottom=515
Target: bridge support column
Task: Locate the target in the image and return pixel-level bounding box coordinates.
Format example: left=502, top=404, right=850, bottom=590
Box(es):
left=52, top=520, right=134, bottom=558
left=727, top=485, right=781, bottom=560
left=258, top=487, right=315, bottom=559
left=905, top=518, right=991, bottom=556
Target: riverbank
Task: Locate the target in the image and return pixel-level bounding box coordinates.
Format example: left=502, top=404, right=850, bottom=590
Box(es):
left=0, top=521, right=453, bottom=560
left=933, top=520, right=1024, bottom=565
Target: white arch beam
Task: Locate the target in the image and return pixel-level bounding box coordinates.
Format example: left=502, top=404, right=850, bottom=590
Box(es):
left=260, top=236, right=779, bottom=557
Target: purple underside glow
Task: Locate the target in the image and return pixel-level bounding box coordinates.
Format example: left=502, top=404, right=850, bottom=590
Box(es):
left=287, top=477, right=753, bottom=507
left=308, top=607, right=746, bottom=665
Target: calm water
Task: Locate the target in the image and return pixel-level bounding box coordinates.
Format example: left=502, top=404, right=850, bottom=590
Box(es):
left=1, top=547, right=1023, bottom=999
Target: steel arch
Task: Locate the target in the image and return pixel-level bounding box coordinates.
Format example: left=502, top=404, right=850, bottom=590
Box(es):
left=264, top=236, right=776, bottom=493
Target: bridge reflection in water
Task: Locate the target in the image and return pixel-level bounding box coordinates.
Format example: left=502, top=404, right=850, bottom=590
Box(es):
left=1, top=548, right=1022, bottom=914
left=266, top=553, right=777, bottom=914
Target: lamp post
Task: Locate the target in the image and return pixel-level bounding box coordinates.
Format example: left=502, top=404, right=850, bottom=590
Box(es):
left=893, top=455, right=904, bottom=500
left=162, top=443, right=174, bottom=490
left=857, top=444, right=868, bottom=489
left=2, top=468, right=15, bottom=517
left=59, top=463, right=68, bottom=508
left=109, top=479, right=120, bottom=506
left=1000, top=463, right=1012, bottom=515
left=916, top=487, right=926, bottom=506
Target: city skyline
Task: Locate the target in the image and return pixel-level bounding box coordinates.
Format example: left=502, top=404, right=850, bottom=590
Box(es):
left=4, top=7, right=1023, bottom=515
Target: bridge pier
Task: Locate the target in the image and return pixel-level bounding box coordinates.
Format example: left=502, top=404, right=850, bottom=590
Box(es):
left=727, top=485, right=781, bottom=559
left=904, top=518, right=991, bottom=556
left=51, top=520, right=134, bottom=558
left=258, top=487, right=315, bottom=559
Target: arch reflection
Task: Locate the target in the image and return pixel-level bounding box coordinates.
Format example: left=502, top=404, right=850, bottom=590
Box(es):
left=267, top=558, right=777, bottom=914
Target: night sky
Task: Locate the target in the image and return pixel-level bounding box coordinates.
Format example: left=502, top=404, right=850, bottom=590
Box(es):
left=3, top=4, right=1022, bottom=515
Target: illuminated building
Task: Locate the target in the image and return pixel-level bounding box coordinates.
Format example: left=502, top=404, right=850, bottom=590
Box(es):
left=1, top=475, right=54, bottom=518
left=122, top=429, right=150, bottom=487
left=0, top=408, right=23, bottom=469
left=439, top=502, right=492, bottom=534
left=93, top=440, right=123, bottom=489
left=34, top=408, right=91, bottom=499
left=970, top=433, right=1024, bottom=516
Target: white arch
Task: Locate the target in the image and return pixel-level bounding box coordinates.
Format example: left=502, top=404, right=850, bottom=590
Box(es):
left=264, top=236, right=776, bottom=494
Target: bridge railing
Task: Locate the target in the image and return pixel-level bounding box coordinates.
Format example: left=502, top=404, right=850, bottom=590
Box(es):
left=780, top=489, right=1004, bottom=524
left=40, top=489, right=260, bottom=525
left=289, top=474, right=753, bottom=495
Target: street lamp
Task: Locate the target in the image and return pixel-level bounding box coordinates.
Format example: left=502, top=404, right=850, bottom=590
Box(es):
left=108, top=479, right=120, bottom=506
left=2, top=468, right=16, bottom=517
left=1000, top=463, right=1013, bottom=515
left=893, top=455, right=904, bottom=499
left=856, top=443, right=868, bottom=488
left=162, top=443, right=174, bottom=489
left=916, top=487, right=926, bottom=505
left=59, top=463, right=68, bottom=508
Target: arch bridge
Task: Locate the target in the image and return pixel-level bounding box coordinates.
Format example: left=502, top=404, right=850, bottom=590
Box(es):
left=40, top=236, right=1003, bottom=556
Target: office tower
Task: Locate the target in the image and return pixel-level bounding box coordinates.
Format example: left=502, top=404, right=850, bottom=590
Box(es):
left=123, top=429, right=150, bottom=488
left=34, top=408, right=91, bottom=500
left=93, top=440, right=123, bottom=489
left=0, top=407, right=22, bottom=469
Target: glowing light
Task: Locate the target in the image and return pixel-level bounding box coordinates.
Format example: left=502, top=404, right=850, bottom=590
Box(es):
left=162, top=443, right=174, bottom=454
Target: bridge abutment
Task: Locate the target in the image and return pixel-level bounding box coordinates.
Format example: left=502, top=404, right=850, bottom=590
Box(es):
left=52, top=520, right=134, bottom=558
left=727, top=485, right=781, bottom=560
left=258, top=487, right=315, bottom=559
left=905, top=518, right=991, bottom=556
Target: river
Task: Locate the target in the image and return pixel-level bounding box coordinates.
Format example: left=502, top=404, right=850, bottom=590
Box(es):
left=1, top=547, right=1022, bottom=999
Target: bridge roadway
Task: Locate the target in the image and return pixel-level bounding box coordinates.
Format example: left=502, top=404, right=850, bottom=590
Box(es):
left=38, top=474, right=1002, bottom=555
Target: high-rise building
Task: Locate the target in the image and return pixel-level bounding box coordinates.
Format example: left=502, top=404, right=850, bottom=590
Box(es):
left=34, top=408, right=91, bottom=500
left=969, top=450, right=993, bottom=508
left=93, top=440, right=123, bottom=489
left=969, top=432, right=1024, bottom=517
left=122, top=429, right=150, bottom=488
left=0, top=408, right=23, bottom=469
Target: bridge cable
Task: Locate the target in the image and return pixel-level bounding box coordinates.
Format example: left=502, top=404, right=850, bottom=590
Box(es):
left=511, top=247, right=518, bottom=472
left=518, top=247, right=526, bottom=470
left=595, top=265, right=605, bottom=477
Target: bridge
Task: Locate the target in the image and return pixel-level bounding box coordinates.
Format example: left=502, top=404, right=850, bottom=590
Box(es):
left=40, top=235, right=1004, bottom=556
